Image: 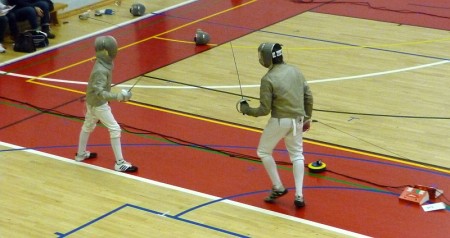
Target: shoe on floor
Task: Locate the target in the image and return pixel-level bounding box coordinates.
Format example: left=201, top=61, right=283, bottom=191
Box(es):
left=0, top=43, right=5, bottom=53
left=264, top=186, right=288, bottom=203
left=43, top=31, right=55, bottom=39
left=114, top=161, right=138, bottom=172
left=75, top=151, right=98, bottom=162
left=294, top=195, right=305, bottom=208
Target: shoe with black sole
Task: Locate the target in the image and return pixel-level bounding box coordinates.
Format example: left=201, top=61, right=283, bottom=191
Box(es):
left=114, top=161, right=138, bottom=172
left=264, top=187, right=288, bottom=203
left=75, top=151, right=98, bottom=162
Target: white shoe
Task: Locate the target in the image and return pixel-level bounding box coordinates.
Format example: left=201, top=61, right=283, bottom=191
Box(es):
left=75, top=151, right=97, bottom=162
left=0, top=44, right=6, bottom=53
left=114, top=161, right=138, bottom=172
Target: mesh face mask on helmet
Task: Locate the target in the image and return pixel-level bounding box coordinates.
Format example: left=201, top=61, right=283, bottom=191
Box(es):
left=94, top=36, right=118, bottom=60
left=130, top=3, right=146, bottom=16
left=258, top=43, right=283, bottom=68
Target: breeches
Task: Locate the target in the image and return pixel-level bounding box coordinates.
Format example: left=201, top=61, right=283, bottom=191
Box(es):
left=82, top=103, right=121, bottom=138
left=257, top=117, right=304, bottom=163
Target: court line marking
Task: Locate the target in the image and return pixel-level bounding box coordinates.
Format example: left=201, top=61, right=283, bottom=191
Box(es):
left=55, top=204, right=251, bottom=238
left=2, top=60, right=449, bottom=88
left=0, top=141, right=369, bottom=238
left=2, top=63, right=449, bottom=174
left=1, top=0, right=447, bottom=180
left=24, top=0, right=258, bottom=88
left=0, top=0, right=199, bottom=67
left=0, top=0, right=259, bottom=95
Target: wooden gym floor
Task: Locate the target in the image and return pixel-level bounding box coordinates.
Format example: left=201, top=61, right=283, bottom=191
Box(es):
left=0, top=0, right=449, bottom=237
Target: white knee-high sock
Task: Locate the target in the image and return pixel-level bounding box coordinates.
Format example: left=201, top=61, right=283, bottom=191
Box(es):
left=261, top=156, right=283, bottom=190
left=111, top=137, right=124, bottom=164
left=292, top=159, right=305, bottom=197
left=77, top=131, right=90, bottom=155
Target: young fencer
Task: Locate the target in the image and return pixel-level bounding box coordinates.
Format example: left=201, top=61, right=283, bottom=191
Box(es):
left=75, top=35, right=138, bottom=173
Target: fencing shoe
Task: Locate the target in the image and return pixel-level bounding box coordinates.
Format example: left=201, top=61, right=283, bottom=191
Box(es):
left=0, top=43, right=5, bottom=53
left=75, top=151, right=98, bottom=162
left=264, top=186, right=288, bottom=203
left=294, top=195, right=305, bottom=208
left=114, top=161, right=138, bottom=172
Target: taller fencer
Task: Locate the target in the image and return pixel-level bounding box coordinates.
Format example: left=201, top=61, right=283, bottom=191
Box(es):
left=75, top=35, right=138, bottom=172
left=239, top=43, right=313, bottom=208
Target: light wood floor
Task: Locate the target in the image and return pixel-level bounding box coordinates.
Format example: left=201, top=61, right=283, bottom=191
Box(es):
left=3, top=1, right=449, bottom=170
left=134, top=12, right=450, bottom=169
left=1, top=1, right=367, bottom=237
left=2, top=0, right=186, bottom=63
left=1, top=0, right=449, bottom=237
left=0, top=144, right=357, bottom=238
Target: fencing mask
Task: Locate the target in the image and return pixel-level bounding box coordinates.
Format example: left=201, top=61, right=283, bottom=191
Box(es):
left=194, top=29, right=210, bottom=45
left=130, top=3, right=146, bottom=16
left=258, top=43, right=283, bottom=68
left=95, top=35, right=118, bottom=62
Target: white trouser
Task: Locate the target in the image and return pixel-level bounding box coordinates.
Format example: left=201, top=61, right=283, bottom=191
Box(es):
left=82, top=103, right=121, bottom=138
left=78, top=103, right=124, bottom=163
left=257, top=117, right=304, bottom=162
left=257, top=117, right=305, bottom=197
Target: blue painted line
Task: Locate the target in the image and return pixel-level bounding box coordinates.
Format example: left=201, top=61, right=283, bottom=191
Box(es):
left=49, top=186, right=447, bottom=237
left=54, top=204, right=128, bottom=237
left=182, top=143, right=450, bottom=178
left=303, top=151, right=450, bottom=178
left=175, top=186, right=449, bottom=218
left=127, top=204, right=250, bottom=237
left=172, top=216, right=250, bottom=237
left=1, top=142, right=448, bottom=179
left=176, top=189, right=269, bottom=217
left=54, top=203, right=250, bottom=237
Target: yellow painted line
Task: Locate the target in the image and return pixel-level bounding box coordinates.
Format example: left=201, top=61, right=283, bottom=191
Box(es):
left=119, top=0, right=257, bottom=50
left=25, top=0, right=257, bottom=90
left=154, top=36, right=218, bottom=46
left=17, top=0, right=449, bottom=174
left=126, top=101, right=261, bottom=132
left=28, top=80, right=86, bottom=94
left=26, top=57, right=95, bottom=84
left=127, top=99, right=449, bottom=174
left=305, top=139, right=450, bottom=174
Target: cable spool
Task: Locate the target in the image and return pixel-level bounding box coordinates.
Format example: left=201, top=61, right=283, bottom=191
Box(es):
left=308, top=160, right=326, bottom=173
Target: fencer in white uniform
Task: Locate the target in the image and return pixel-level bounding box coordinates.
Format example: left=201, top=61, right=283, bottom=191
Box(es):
left=75, top=35, right=138, bottom=173
left=239, top=43, right=313, bottom=208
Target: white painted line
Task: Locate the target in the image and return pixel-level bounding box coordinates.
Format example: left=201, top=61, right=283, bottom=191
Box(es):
left=0, top=141, right=369, bottom=237
left=2, top=60, right=448, bottom=89
left=158, top=211, right=171, bottom=217
left=0, top=0, right=199, bottom=67
left=309, top=60, right=450, bottom=84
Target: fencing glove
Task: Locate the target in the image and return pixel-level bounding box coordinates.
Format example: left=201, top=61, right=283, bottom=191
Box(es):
left=117, top=89, right=132, bottom=102
left=239, top=99, right=250, bottom=115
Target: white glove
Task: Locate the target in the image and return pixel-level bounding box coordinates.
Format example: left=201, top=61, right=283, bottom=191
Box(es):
left=117, top=89, right=132, bottom=102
